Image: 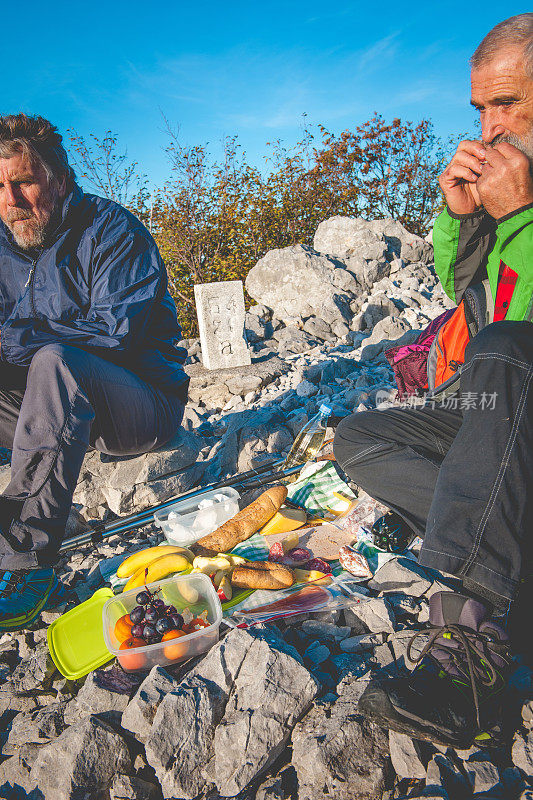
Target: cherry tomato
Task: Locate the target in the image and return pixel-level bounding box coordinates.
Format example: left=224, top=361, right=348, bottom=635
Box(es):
left=114, top=614, right=134, bottom=643
left=162, top=629, right=188, bottom=660
left=118, top=636, right=147, bottom=670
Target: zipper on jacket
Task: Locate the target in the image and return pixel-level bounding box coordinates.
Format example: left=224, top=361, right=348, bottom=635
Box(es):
left=24, top=255, right=40, bottom=317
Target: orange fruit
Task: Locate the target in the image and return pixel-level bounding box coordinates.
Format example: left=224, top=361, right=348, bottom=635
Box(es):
left=119, top=636, right=147, bottom=670
left=162, top=629, right=188, bottom=660
left=114, top=613, right=134, bottom=643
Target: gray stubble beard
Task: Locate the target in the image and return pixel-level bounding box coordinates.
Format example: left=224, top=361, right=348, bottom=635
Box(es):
left=487, top=131, right=533, bottom=164
left=4, top=185, right=59, bottom=251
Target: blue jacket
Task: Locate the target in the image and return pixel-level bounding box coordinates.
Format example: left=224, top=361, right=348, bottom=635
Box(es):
left=0, top=184, right=189, bottom=397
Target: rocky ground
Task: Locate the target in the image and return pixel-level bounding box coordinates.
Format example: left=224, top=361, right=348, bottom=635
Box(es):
left=1, top=216, right=532, bottom=800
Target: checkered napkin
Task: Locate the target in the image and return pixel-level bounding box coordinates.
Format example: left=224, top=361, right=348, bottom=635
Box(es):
left=287, top=461, right=356, bottom=515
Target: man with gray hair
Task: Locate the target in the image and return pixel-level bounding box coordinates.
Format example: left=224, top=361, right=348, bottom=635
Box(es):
left=334, top=14, right=533, bottom=747
left=0, top=114, right=189, bottom=629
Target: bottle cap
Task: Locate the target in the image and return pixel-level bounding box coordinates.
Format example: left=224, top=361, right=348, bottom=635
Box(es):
left=319, top=404, right=332, bottom=416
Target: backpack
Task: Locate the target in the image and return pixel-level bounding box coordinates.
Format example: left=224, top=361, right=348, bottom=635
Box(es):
left=385, top=280, right=494, bottom=400
left=427, top=280, right=494, bottom=397
left=384, top=309, right=454, bottom=399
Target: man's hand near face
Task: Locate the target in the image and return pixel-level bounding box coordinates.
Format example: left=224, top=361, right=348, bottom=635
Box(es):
left=440, top=139, right=533, bottom=220
left=439, top=140, right=486, bottom=215
left=476, top=142, right=533, bottom=219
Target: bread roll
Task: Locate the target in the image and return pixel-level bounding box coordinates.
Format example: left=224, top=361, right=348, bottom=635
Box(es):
left=193, top=485, right=287, bottom=555
left=231, top=561, right=295, bottom=590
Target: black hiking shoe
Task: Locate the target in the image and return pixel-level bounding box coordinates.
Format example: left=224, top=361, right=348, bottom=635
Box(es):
left=358, top=591, right=512, bottom=748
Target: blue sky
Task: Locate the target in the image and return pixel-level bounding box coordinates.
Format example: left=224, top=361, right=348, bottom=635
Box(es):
left=2, top=1, right=529, bottom=191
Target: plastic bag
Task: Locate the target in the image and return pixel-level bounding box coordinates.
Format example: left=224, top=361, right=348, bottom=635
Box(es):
left=230, top=581, right=368, bottom=628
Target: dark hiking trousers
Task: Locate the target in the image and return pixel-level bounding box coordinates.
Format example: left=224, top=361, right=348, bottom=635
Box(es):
left=0, top=343, right=185, bottom=570
left=333, top=321, right=533, bottom=604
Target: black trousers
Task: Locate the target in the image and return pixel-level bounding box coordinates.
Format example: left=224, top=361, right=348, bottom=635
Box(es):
left=334, top=322, right=533, bottom=603
left=0, top=343, right=185, bottom=570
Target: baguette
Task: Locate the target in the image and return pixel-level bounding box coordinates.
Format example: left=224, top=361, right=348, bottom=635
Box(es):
left=231, top=561, right=295, bottom=590
left=193, top=485, right=287, bottom=555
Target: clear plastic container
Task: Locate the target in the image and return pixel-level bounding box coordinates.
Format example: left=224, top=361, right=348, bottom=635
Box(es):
left=154, top=487, right=240, bottom=547
left=102, top=573, right=222, bottom=672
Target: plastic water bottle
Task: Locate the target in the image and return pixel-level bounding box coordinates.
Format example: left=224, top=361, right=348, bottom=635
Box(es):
left=283, top=404, right=332, bottom=471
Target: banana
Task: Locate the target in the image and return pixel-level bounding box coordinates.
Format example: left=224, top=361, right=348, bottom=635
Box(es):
left=124, top=553, right=191, bottom=591
left=117, top=545, right=194, bottom=578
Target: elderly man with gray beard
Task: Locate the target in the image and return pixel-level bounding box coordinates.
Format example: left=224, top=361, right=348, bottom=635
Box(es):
left=334, top=14, right=533, bottom=749
left=0, top=114, right=189, bottom=630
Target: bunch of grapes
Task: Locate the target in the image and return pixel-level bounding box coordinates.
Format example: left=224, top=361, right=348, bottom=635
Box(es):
left=129, top=589, right=184, bottom=644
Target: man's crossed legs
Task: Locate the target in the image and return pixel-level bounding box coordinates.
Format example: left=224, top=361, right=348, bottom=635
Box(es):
left=333, top=321, right=533, bottom=746
left=0, top=343, right=184, bottom=628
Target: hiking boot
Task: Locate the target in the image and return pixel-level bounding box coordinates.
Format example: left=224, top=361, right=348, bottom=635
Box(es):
left=0, top=568, right=58, bottom=630
left=358, top=591, right=512, bottom=748
left=371, top=511, right=416, bottom=553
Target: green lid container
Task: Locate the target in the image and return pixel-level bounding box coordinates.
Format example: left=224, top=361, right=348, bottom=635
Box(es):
left=47, top=587, right=115, bottom=680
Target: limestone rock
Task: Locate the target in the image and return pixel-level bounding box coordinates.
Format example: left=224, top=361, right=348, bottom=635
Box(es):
left=110, top=773, right=161, bottom=800
left=245, top=312, right=273, bottom=343
left=389, top=730, right=426, bottom=779
left=513, top=731, right=533, bottom=776
left=303, top=316, right=333, bottom=342
left=63, top=671, right=130, bottom=725
left=367, top=557, right=432, bottom=596
left=363, top=313, right=409, bottom=346
left=292, top=681, right=392, bottom=800
left=0, top=745, right=41, bottom=797
left=121, top=665, right=180, bottom=743
left=74, top=426, right=201, bottom=516
left=296, top=379, right=318, bottom=398
left=245, top=244, right=354, bottom=326
left=426, top=753, right=471, bottom=799
left=464, top=759, right=500, bottom=793
left=314, top=216, right=388, bottom=262
left=343, top=597, right=396, bottom=634
left=203, top=406, right=292, bottom=480
left=300, top=621, right=351, bottom=644
left=145, top=628, right=316, bottom=799
left=4, top=702, right=67, bottom=753
left=340, top=633, right=385, bottom=653
left=212, top=631, right=318, bottom=796
left=29, top=716, right=131, bottom=800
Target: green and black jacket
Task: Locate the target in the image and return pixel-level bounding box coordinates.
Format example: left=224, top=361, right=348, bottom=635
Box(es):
left=432, top=204, right=533, bottom=321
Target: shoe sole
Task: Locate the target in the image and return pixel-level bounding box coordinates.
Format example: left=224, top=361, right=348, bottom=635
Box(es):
left=359, top=686, right=474, bottom=750
left=0, top=573, right=57, bottom=631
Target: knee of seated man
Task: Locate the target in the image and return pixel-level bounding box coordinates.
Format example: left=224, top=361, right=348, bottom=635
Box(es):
left=28, top=343, right=86, bottom=375
left=465, top=321, right=533, bottom=364
left=333, top=411, right=377, bottom=470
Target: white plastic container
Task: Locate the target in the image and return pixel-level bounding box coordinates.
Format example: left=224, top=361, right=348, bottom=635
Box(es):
left=102, top=573, right=222, bottom=672
left=154, top=487, right=240, bottom=547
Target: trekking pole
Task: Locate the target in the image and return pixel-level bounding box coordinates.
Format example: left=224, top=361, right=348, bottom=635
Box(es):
left=58, top=460, right=303, bottom=552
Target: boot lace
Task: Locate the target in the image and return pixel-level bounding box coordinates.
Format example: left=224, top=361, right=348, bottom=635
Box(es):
left=407, top=623, right=510, bottom=729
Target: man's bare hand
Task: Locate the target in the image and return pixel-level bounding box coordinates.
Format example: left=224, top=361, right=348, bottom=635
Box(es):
left=476, top=142, right=533, bottom=220
left=439, top=140, right=485, bottom=215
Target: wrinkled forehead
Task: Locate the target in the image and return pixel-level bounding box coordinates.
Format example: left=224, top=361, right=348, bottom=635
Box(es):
left=470, top=45, right=530, bottom=96
left=0, top=148, right=46, bottom=181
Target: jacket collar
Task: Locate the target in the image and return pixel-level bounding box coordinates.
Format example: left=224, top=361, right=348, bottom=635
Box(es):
left=0, top=183, right=84, bottom=255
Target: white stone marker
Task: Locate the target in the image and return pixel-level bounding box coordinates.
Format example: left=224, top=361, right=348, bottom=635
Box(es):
left=194, top=280, right=251, bottom=370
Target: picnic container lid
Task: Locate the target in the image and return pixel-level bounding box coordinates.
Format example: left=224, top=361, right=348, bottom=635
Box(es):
left=47, top=587, right=115, bottom=680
